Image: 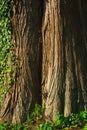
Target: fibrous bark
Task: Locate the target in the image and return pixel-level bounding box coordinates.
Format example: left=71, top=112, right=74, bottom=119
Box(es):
left=42, top=0, right=87, bottom=120
left=0, top=0, right=87, bottom=124
left=0, top=0, right=42, bottom=123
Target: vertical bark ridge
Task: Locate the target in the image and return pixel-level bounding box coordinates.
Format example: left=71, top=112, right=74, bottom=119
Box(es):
left=42, top=0, right=65, bottom=119
left=0, top=0, right=42, bottom=123
left=42, top=0, right=87, bottom=120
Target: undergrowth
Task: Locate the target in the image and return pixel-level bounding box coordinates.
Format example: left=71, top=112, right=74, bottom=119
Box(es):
left=0, top=104, right=87, bottom=130
left=37, top=110, right=87, bottom=130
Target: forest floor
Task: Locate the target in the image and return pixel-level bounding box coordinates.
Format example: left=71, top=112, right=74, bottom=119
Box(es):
left=0, top=104, right=86, bottom=130
left=0, top=116, right=85, bottom=130
left=24, top=104, right=87, bottom=130
left=28, top=122, right=82, bottom=130
left=27, top=121, right=83, bottom=130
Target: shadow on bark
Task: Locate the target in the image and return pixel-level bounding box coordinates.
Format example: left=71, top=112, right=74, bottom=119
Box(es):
left=42, top=0, right=87, bottom=120
left=0, top=0, right=43, bottom=123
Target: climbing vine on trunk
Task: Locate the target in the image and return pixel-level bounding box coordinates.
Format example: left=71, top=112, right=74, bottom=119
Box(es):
left=0, top=0, right=15, bottom=105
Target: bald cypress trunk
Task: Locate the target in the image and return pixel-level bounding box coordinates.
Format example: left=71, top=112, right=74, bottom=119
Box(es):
left=42, top=0, right=87, bottom=120
left=0, top=0, right=87, bottom=124
left=0, top=0, right=42, bottom=123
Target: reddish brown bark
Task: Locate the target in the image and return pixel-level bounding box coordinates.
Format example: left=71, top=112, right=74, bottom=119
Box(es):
left=42, top=0, right=87, bottom=120
left=0, top=0, right=87, bottom=124
left=0, top=0, right=42, bottom=123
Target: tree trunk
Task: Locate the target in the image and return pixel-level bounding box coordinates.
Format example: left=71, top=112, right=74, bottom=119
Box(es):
left=0, top=0, right=42, bottom=123
left=42, top=0, right=87, bottom=120
left=0, top=0, right=87, bottom=124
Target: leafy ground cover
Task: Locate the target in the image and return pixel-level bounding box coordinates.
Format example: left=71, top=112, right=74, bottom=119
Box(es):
left=0, top=104, right=87, bottom=130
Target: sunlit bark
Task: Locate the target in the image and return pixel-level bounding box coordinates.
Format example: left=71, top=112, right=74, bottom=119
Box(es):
left=42, top=0, right=87, bottom=120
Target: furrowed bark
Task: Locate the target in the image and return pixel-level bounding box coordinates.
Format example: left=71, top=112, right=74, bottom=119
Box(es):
left=42, top=0, right=87, bottom=120
left=0, top=0, right=42, bottom=123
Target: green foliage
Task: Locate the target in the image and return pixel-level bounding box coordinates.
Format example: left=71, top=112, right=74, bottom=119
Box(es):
left=37, top=122, right=55, bottom=130
left=0, top=122, right=29, bottom=130
left=11, top=124, right=22, bottom=130
left=0, top=106, right=87, bottom=130
left=0, top=122, right=11, bottom=130
left=53, top=113, right=66, bottom=128
left=27, top=104, right=45, bottom=123
left=78, top=111, right=87, bottom=120
left=23, top=124, right=29, bottom=130
left=83, top=124, right=87, bottom=130
left=0, top=0, right=15, bottom=105
left=37, top=110, right=87, bottom=130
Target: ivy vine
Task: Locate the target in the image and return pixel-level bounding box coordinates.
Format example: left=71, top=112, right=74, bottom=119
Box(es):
left=0, top=0, right=15, bottom=104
